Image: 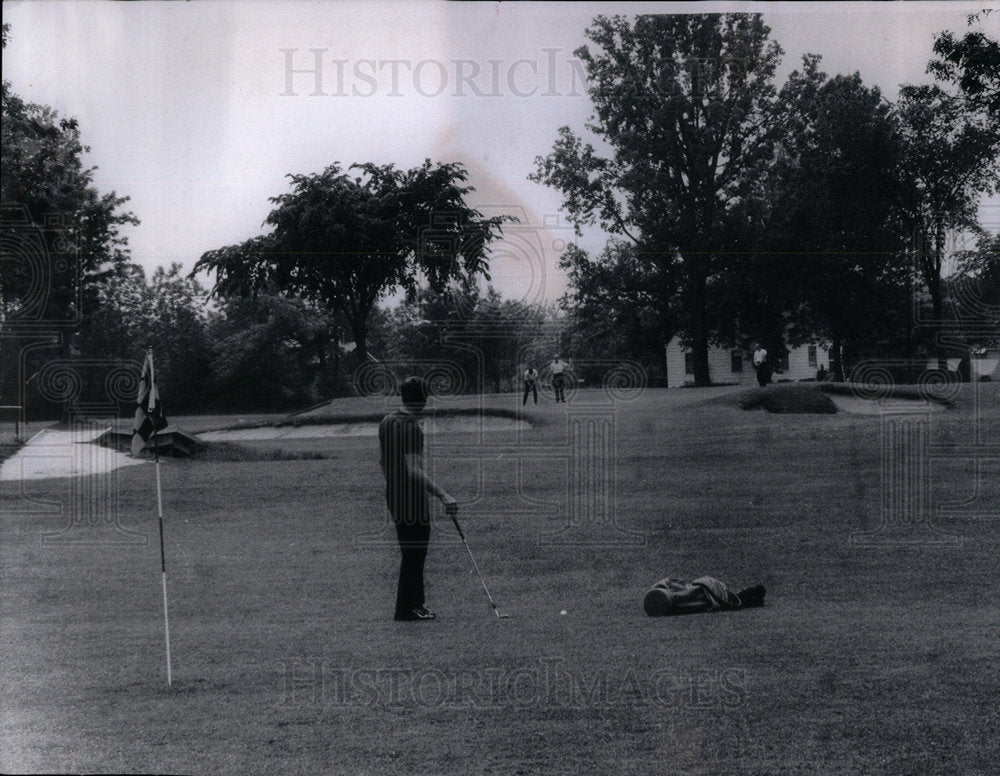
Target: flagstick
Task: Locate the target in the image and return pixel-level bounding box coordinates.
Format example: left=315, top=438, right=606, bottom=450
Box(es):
left=156, top=442, right=172, bottom=686
left=149, top=349, right=172, bottom=687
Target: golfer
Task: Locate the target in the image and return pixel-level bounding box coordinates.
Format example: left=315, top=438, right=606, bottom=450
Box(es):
left=522, top=365, right=539, bottom=406
left=550, top=355, right=568, bottom=403
left=378, top=376, right=458, bottom=621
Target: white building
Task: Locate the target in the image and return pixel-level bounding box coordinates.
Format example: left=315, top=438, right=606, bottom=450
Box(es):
left=664, top=336, right=831, bottom=388
left=926, top=349, right=1000, bottom=381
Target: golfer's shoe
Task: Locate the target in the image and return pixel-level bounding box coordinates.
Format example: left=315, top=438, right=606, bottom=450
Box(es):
left=736, top=585, right=766, bottom=608
left=394, top=606, right=437, bottom=622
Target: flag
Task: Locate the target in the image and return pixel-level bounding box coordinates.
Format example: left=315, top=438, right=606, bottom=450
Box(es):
left=131, top=349, right=168, bottom=456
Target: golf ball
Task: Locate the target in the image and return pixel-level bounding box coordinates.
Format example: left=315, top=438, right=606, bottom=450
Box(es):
left=560, top=610, right=567, bottom=616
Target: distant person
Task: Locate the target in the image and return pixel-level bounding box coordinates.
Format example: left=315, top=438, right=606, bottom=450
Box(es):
left=550, top=355, right=568, bottom=402
left=378, top=377, right=458, bottom=622
left=522, top=365, right=539, bottom=406
left=817, top=364, right=828, bottom=382
left=753, top=344, right=770, bottom=387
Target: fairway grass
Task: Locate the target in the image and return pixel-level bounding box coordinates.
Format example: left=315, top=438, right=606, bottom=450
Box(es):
left=2, top=386, right=998, bottom=775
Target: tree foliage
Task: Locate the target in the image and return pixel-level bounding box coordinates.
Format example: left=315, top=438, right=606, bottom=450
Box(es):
left=737, top=58, right=914, bottom=378
left=951, top=231, right=1000, bottom=347
left=929, top=11, right=1000, bottom=116
left=895, top=83, right=1000, bottom=364
left=193, top=160, right=512, bottom=363
left=380, top=284, right=549, bottom=394
left=557, top=240, right=669, bottom=372
left=531, top=13, right=783, bottom=385
left=73, top=262, right=214, bottom=411
left=1, top=24, right=137, bottom=330
left=206, top=294, right=339, bottom=410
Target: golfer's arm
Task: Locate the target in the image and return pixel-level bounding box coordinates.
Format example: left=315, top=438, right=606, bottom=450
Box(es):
left=404, top=453, right=451, bottom=501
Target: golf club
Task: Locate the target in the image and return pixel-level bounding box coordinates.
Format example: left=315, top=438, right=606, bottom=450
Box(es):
left=449, top=513, right=510, bottom=619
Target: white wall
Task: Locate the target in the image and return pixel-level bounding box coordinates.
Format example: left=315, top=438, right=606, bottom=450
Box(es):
left=925, top=353, right=1000, bottom=380
left=972, top=353, right=1000, bottom=380
left=665, top=337, right=753, bottom=388
left=778, top=343, right=830, bottom=382
left=665, top=337, right=829, bottom=387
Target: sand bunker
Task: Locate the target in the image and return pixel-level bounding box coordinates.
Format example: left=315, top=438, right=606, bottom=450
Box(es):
left=0, top=426, right=148, bottom=482
left=0, top=416, right=529, bottom=482
left=200, top=416, right=529, bottom=442
left=825, top=394, right=947, bottom=415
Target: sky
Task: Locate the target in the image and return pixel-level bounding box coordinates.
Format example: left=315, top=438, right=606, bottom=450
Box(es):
left=3, top=0, right=997, bottom=306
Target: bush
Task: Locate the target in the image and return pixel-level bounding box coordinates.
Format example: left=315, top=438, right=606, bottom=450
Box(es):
left=734, top=385, right=838, bottom=414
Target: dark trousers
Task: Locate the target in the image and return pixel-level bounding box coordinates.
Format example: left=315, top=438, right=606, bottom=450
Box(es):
left=522, top=380, right=537, bottom=405
left=392, top=511, right=430, bottom=615
left=755, top=363, right=771, bottom=387
left=553, top=374, right=565, bottom=402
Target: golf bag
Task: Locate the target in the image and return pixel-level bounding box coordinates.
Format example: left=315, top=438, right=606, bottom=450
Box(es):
left=643, top=576, right=762, bottom=616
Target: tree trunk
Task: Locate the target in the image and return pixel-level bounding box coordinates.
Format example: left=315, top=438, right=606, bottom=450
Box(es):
left=689, top=270, right=711, bottom=387
left=331, top=341, right=340, bottom=397
left=349, top=317, right=369, bottom=368
left=930, top=287, right=948, bottom=372
left=831, top=334, right=844, bottom=382
left=932, top=226, right=948, bottom=372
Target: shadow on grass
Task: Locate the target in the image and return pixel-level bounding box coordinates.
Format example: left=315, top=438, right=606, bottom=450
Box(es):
left=0, top=438, right=25, bottom=466
left=205, top=406, right=540, bottom=433
left=705, top=384, right=838, bottom=414
left=705, top=380, right=971, bottom=415
left=96, top=433, right=330, bottom=462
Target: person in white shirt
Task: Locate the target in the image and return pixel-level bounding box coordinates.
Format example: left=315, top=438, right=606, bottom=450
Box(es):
left=522, top=366, right=539, bottom=406
left=550, top=355, right=568, bottom=402
left=753, top=344, right=770, bottom=387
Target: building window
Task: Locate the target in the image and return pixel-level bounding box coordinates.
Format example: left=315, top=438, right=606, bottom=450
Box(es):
left=731, top=351, right=743, bottom=373
left=808, top=345, right=817, bottom=367
left=684, top=352, right=694, bottom=375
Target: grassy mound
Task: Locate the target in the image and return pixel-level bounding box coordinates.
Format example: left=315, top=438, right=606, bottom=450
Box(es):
left=206, top=405, right=536, bottom=433
left=183, top=440, right=329, bottom=462
left=96, top=431, right=329, bottom=462
left=732, top=384, right=839, bottom=414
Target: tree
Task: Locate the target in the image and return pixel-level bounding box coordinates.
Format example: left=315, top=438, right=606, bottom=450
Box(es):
left=205, top=293, right=338, bottom=410
left=531, top=14, right=783, bottom=386
left=2, top=23, right=138, bottom=420
left=1, top=24, right=137, bottom=332
left=759, top=60, right=913, bottom=379
left=929, top=11, right=1000, bottom=116
left=382, top=283, right=548, bottom=394
left=193, top=160, right=512, bottom=366
left=73, top=262, right=215, bottom=412
left=896, top=84, right=1000, bottom=367
left=951, top=231, right=1000, bottom=347
left=557, top=240, right=670, bottom=372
